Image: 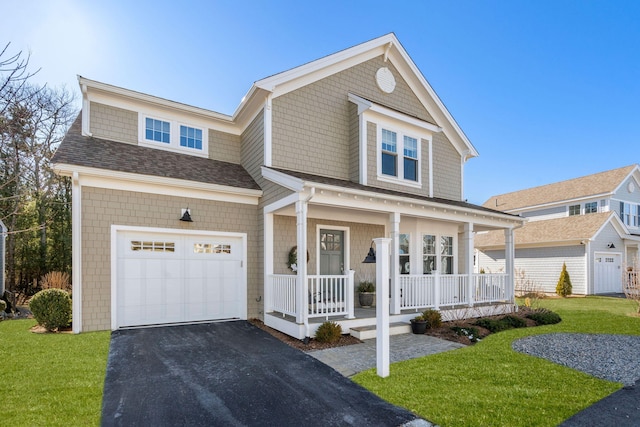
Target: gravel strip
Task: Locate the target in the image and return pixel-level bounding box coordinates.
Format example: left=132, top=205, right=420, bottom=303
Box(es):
left=512, top=333, right=640, bottom=386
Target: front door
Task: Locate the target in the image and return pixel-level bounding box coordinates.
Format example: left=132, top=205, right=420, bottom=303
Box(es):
left=320, top=229, right=345, bottom=275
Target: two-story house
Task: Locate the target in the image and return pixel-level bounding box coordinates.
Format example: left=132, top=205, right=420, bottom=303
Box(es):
left=476, top=165, right=640, bottom=295
left=52, top=34, right=524, bottom=338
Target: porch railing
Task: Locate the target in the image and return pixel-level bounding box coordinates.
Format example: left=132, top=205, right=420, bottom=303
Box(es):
left=400, top=273, right=509, bottom=310
left=267, top=272, right=354, bottom=320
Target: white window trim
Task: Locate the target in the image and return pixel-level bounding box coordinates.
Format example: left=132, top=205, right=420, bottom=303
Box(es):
left=138, top=113, right=209, bottom=158
left=375, top=118, right=427, bottom=189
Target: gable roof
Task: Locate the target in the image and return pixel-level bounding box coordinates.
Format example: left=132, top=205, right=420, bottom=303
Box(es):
left=483, top=165, right=639, bottom=212
left=52, top=115, right=261, bottom=192
left=475, top=211, right=618, bottom=249
left=241, top=33, right=478, bottom=160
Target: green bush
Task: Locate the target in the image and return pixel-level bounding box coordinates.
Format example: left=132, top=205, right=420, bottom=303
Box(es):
left=422, top=309, right=442, bottom=329
left=527, top=308, right=562, bottom=325
left=475, top=315, right=527, bottom=333
left=29, top=289, right=72, bottom=331
left=315, top=321, right=342, bottom=343
left=357, top=281, right=375, bottom=293
left=556, top=263, right=573, bottom=297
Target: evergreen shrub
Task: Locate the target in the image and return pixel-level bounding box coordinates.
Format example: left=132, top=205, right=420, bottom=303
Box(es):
left=315, top=321, right=342, bottom=343
left=29, top=289, right=72, bottom=331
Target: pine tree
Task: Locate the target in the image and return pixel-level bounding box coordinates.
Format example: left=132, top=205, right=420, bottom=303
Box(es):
left=556, top=263, right=573, bottom=297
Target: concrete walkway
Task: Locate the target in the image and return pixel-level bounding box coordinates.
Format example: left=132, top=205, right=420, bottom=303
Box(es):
left=308, top=334, right=465, bottom=377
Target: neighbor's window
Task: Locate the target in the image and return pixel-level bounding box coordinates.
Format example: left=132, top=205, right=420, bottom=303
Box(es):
left=145, top=118, right=170, bottom=143
left=569, top=204, right=581, bottom=216
left=180, top=125, right=203, bottom=150
left=422, top=234, right=436, bottom=274
left=440, top=236, right=453, bottom=274
left=403, top=136, right=418, bottom=181
left=381, top=129, right=397, bottom=177
left=585, top=201, right=598, bottom=214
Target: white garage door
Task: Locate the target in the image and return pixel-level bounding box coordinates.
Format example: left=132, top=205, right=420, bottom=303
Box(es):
left=594, top=252, right=622, bottom=294
left=115, top=230, right=245, bottom=328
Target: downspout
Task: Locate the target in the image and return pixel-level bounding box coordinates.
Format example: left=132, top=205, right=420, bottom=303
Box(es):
left=302, top=188, right=315, bottom=343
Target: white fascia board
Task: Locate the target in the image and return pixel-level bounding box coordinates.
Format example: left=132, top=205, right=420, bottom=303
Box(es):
left=302, top=180, right=524, bottom=228
left=53, top=163, right=262, bottom=205
left=261, top=166, right=305, bottom=192
left=348, top=93, right=442, bottom=133
left=384, top=48, right=479, bottom=159
left=79, top=76, right=241, bottom=135
left=611, top=165, right=640, bottom=195
left=593, top=212, right=630, bottom=240
left=255, top=34, right=396, bottom=95
left=504, top=192, right=614, bottom=215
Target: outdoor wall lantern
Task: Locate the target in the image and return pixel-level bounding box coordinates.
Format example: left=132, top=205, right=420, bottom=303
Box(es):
left=362, top=242, right=376, bottom=263
left=607, top=242, right=615, bottom=249
left=180, top=208, right=193, bottom=222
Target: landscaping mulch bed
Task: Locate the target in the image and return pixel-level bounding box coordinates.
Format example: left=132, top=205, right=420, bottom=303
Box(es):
left=250, top=307, right=539, bottom=350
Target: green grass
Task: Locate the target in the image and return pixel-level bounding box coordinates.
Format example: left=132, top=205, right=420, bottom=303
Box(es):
left=353, top=297, right=640, bottom=427
left=0, top=319, right=110, bottom=426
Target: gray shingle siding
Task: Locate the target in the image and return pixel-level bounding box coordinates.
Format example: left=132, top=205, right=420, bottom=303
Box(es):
left=89, top=102, right=138, bottom=144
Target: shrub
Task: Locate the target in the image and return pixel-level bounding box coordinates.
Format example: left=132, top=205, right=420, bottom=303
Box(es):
left=527, top=308, right=562, bottom=325
left=40, top=271, right=72, bottom=293
left=422, top=309, right=442, bottom=329
left=0, top=299, right=6, bottom=312
left=475, top=315, right=527, bottom=333
left=357, top=281, right=375, bottom=293
left=29, top=289, right=72, bottom=331
left=315, top=321, right=342, bottom=343
left=556, top=263, right=573, bottom=297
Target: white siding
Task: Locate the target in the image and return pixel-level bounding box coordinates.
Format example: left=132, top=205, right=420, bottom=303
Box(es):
left=478, top=246, right=587, bottom=294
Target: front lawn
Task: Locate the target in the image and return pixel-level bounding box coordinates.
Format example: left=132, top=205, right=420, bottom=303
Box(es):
left=0, top=319, right=110, bottom=426
left=353, top=297, right=640, bottom=427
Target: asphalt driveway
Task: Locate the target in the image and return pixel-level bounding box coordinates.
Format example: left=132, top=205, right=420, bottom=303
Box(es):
left=101, top=321, right=420, bottom=426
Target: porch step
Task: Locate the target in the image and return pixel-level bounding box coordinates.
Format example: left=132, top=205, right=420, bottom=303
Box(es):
left=349, top=322, right=411, bottom=340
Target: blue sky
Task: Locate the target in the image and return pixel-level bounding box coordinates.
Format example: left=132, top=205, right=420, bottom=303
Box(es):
left=2, top=0, right=639, bottom=205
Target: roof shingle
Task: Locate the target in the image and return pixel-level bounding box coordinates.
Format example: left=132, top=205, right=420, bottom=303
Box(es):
left=483, top=165, right=637, bottom=211
left=52, top=115, right=260, bottom=191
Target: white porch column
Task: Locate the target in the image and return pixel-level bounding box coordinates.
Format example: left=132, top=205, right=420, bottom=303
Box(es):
left=264, top=212, right=274, bottom=316
left=295, top=200, right=309, bottom=325
left=346, top=270, right=356, bottom=319
left=374, top=237, right=392, bottom=378
left=464, top=223, right=474, bottom=307
left=505, top=228, right=515, bottom=303
left=389, top=212, right=401, bottom=314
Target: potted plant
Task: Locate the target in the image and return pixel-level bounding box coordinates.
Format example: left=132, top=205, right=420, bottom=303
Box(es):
left=357, top=281, right=375, bottom=307
left=410, top=314, right=428, bottom=334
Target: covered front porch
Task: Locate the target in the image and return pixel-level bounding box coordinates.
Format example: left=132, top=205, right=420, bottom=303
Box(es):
left=261, top=170, right=524, bottom=340
left=266, top=272, right=515, bottom=339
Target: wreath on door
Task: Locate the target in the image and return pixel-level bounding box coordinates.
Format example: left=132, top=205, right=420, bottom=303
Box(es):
left=288, top=246, right=310, bottom=272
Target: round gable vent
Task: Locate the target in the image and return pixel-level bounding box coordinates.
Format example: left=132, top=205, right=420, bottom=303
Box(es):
left=376, top=67, right=396, bottom=94
left=628, top=181, right=635, bottom=193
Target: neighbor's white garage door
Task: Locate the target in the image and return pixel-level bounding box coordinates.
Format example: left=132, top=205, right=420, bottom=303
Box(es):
left=115, top=230, right=244, bottom=328
left=594, top=252, right=622, bottom=294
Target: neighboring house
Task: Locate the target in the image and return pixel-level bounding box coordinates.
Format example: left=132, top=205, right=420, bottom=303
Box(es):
left=0, top=219, right=5, bottom=296
left=52, top=33, right=524, bottom=337
left=476, top=165, right=640, bottom=295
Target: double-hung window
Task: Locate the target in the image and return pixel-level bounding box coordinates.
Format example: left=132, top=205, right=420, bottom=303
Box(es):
left=403, top=136, right=418, bottom=181
left=381, top=129, right=397, bottom=177
left=422, top=234, right=436, bottom=274
left=399, top=234, right=410, bottom=274
left=568, top=204, right=580, bottom=216
left=440, top=236, right=454, bottom=274
left=585, top=201, right=598, bottom=214
left=140, top=115, right=208, bottom=157
left=379, top=126, right=421, bottom=184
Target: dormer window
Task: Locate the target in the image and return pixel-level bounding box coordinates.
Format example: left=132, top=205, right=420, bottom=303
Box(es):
left=378, top=126, right=421, bottom=185
left=585, top=201, right=598, bottom=214
left=569, top=205, right=580, bottom=216
left=139, top=115, right=208, bottom=157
